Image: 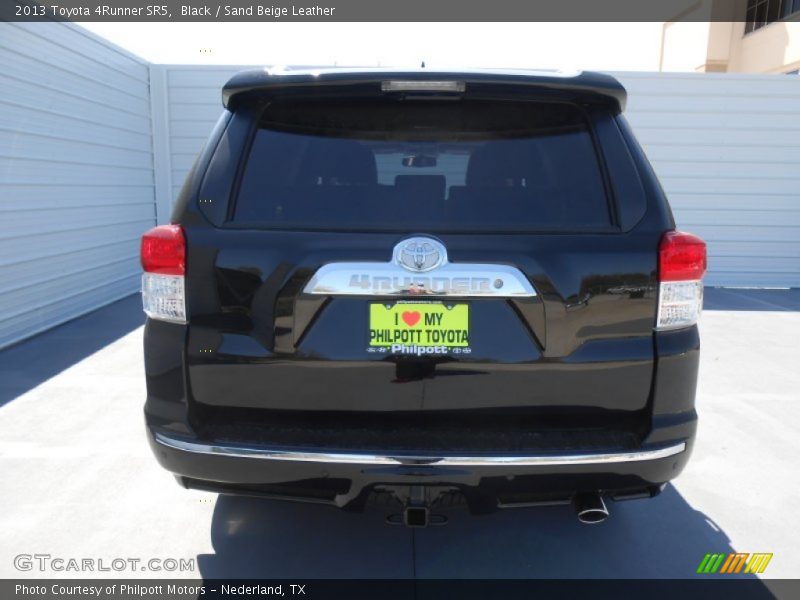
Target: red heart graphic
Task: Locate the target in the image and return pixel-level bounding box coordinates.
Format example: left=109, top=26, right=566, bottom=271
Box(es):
left=402, top=311, right=421, bottom=327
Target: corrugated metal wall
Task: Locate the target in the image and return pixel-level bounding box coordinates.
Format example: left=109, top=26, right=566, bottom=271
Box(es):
left=156, top=67, right=800, bottom=289
left=159, top=67, right=241, bottom=205
left=617, top=72, right=800, bottom=288
left=0, top=23, right=156, bottom=349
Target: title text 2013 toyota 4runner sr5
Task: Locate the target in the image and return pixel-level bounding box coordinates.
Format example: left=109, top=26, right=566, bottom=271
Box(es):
left=141, top=68, right=706, bottom=526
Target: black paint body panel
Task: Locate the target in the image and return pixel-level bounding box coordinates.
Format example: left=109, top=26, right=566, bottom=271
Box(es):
left=144, top=70, right=699, bottom=511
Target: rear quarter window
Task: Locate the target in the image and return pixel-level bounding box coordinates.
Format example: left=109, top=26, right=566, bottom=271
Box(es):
left=231, top=98, right=613, bottom=232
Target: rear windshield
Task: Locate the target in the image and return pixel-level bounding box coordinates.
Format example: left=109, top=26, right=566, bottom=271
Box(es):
left=232, top=99, right=612, bottom=232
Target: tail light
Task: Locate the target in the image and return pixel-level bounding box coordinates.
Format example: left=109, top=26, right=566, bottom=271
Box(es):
left=140, top=225, right=186, bottom=323
left=657, top=231, right=707, bottom=330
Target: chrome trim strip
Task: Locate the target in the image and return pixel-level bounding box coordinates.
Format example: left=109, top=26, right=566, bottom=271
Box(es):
left=154, top=433, right=685, bottom=467
left=303, top=262, right=537, bottom=297
left=303, top=236, right=536, bottom=297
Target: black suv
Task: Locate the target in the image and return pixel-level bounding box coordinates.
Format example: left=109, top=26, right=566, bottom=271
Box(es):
left=141, top=68, right=706, bottom=526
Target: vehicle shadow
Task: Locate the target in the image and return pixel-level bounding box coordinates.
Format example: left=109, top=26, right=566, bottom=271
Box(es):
left=197, top=494, right=414, bottom=578
left=196, top=484, right=769, bottom=581
left=0, top=294, right=143, bottom=407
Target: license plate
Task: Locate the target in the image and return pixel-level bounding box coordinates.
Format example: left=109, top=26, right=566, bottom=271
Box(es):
left=368, top=302, right=470, bottom=352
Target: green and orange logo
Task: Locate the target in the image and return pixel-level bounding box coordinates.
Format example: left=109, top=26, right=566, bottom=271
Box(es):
left=697, top=552, right=773, bottom=574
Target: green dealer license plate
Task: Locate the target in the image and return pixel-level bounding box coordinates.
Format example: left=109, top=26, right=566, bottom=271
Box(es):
left=368, top=302, right=470, bottom=354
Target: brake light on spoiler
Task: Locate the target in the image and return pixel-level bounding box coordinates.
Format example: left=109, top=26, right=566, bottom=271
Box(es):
left=381, top=80, right=466, bottom=93
left=140, top=225, right=186, bottom=323
left=656, top=231, right=707, bottom=330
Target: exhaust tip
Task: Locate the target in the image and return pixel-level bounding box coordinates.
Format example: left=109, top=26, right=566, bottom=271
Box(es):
left=577, top=507, right=609, bottom=525
left=573, top=492, right=609, bottom=525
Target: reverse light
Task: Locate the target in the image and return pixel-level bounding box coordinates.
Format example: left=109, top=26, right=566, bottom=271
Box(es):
left=656, top=231, right=707, bottom=330
left=141, top=225, right=186, bottom=323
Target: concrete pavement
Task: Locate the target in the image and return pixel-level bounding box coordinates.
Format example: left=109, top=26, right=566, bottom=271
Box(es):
left=0, top=290, right=798, bottom=585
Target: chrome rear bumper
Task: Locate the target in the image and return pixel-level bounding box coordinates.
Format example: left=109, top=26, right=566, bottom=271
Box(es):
left=154, top=432, right=685, bottom=467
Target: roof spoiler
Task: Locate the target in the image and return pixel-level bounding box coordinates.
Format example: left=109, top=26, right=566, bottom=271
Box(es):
left=221, top=68, right=627, bottom=113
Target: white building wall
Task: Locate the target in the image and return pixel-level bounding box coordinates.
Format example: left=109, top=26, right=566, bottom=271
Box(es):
left=615, top=72, right=800, bottom=287
left=0, top=23, right=156, bottom=349
left=149, top=65, right=242, bottom=218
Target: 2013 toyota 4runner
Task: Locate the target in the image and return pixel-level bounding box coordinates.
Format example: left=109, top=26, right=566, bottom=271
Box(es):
left=141, top=68, right=706, bottom=526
